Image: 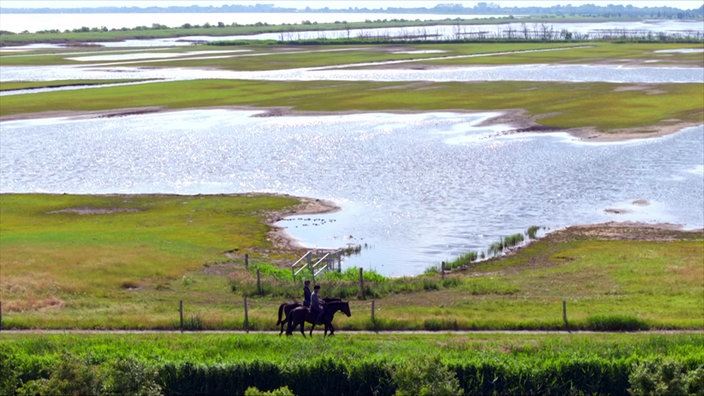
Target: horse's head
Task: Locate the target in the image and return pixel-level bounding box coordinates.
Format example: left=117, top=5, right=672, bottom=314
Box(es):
left=341, top=301, right=351, bottom=317
left=322, top=301, right=352, bottom=318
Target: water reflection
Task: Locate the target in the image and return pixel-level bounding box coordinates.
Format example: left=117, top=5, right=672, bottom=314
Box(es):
left=1, top=63, right=701, bottom=93
left=1, top=110, right=702, bottom=276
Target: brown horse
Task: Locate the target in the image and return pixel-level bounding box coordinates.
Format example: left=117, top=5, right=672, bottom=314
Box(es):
left=276, top=297, right=341, bottom=336
left=276, top=302, right=301, bottom=336
left=286, top=300, right=351, bottom=337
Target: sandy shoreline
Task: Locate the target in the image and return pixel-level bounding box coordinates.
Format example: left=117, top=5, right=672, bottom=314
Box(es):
left=1, top=105, right=701, bottom=142
left=266, top=196, right=341, bottom=252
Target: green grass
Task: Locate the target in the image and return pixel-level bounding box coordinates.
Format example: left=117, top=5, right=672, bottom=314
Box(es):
left=1, top=78, right=701, bottom=133
left=2, top=332, right=701, bottom=366
left=1, top=194, right=702, bottom=331
left=0, top=193, right=304, bottom=329
left=1, top=332, right=702, bottom=395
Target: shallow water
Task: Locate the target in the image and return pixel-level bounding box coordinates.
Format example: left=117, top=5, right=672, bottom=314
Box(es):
left=1, top=63, right=701, bottom=93
left=2, top=110, right=702, bottom=276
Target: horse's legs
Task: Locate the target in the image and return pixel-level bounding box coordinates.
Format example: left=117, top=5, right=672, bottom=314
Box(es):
left=285, top=317, right=293, bottom=336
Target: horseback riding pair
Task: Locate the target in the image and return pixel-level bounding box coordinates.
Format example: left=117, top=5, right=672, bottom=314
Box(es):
left=276, top=280, right=351, bottom=337
left=304, top=280, right=325, bottom=324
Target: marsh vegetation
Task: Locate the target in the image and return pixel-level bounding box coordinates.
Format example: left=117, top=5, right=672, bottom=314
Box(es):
left=1, top=16, right=702, bottom=395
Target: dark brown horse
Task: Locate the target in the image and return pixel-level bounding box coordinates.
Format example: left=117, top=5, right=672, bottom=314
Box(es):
left=286, top=300, right=351, bottom=337
left=276, top=302, right=301, bottom=336
left=276, top=297, right=341, bottom=336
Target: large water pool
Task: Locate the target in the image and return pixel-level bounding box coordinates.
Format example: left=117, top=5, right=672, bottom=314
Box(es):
left=2, top=109, right=702, bottom=276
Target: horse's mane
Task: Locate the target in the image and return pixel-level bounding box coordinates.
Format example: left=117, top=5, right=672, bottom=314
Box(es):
left=324, top=300, right=346, bottom=309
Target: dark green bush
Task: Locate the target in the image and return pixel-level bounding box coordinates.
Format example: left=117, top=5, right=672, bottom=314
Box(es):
left=586, top=315, right=650, bottom=331
left=284, top=358, right=350, bottom=396
left=101, top=357, right=162, bottom=396
left=8, top=343, right=701, bottom=396
left=160, top=361, right=284, bottom=396
left=347, top=360, right=395, bottom=396
left=629, top=358, right=704, bottom=396
left=423, top=318, right=460, bottom=331
left=245, top=386, right=295, bottom=396
left=18, top=353, right=100, bottom=396
left=392, top=356, right=463, bottom=396
left=0, top=347, right=21, bottom=396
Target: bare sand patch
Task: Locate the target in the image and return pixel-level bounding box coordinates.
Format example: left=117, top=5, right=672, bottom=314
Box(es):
left=549, top=221, right=703, bottom=242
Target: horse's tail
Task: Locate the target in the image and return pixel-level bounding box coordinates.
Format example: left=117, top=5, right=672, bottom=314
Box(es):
left=276, top=303, right=284, bottom=325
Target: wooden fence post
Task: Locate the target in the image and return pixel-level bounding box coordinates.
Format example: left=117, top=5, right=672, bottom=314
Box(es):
left=563, top=300, right=568, bottom=329
left=359, top=268, right=365, bottom=300
left=179, top=300, right=184, bottom=333
left=257, top=269, right=261, bottom=296
left=244, top=296, right=249, bottom=333
left=371, top=299, right=375, bottom=322
left=245, top=253, right=249, bottom=269
left=441, top=261, right=445, bottom=279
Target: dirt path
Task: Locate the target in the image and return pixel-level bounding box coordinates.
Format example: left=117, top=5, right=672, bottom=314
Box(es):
left=2, top=329, right=702, bottom=335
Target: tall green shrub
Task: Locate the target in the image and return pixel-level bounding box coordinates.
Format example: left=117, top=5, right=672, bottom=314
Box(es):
left=392, top=356, right=464, bottom=396
left=101, top=358, right=162, bottom=396
left=629, top=358, right=704, bottom=396
left=0, top=347, right=21, bottom=396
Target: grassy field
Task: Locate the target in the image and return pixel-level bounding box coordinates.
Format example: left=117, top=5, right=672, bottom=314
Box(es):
left=1, top=194, right=702, bottom=331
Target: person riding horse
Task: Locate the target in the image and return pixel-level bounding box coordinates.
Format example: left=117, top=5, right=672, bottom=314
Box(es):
left=310, top=284, right=324, bottom=323
left=303, top=280, right=311, bottom=308
left=286, top=299, right=352, bottom=337
left=276, top=295, right=342, bottom=336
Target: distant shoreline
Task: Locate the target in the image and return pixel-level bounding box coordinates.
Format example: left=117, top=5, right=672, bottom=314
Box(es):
left=1, top=3, right=699, bottom=13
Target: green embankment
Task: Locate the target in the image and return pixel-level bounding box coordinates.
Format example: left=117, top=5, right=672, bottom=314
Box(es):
left=1, top=194, right=702, bottom=331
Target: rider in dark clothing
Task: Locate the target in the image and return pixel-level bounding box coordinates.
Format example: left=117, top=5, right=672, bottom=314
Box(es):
left=303, top=280, right=312, bottom=308
left=311, top=285, right=324, bottom=323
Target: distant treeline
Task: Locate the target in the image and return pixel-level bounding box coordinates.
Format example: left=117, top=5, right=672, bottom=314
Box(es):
left=1, top=3, right=703, bottom=19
